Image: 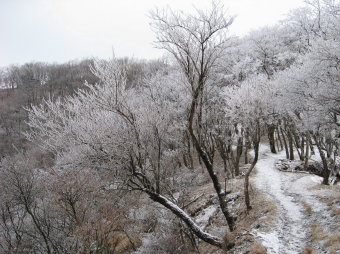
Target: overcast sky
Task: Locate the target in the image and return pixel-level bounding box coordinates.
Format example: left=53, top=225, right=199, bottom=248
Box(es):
left=0, top=0, right=305, bottom=67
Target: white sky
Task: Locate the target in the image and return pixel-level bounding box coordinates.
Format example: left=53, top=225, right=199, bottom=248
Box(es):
left=0, top=0, right=305, bottom=67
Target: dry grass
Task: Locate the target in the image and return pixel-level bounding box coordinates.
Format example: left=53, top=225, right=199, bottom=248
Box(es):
left=330, top=207, right=340, bottom=217
left=224, top=181, right=277, bottom=253
left=318, top=196, right=337, bottom=208
left=248, top=242, right=267, bottom=254
left=236, top=189, right=277, bottom=232
left=326, top=234, right=340, bottom=254
left=224, top=232, right=236, bottom=249
left=310, top=224, right=340, bottom=253
left=302, top=247, right=314, bottom=254
left=311, top=224, right=328, bottom=242
left=109, top=233, right=136, bottom=253
left=301, top=201, right=313, bottom=216
left=321, top=196, right=340, bottom=221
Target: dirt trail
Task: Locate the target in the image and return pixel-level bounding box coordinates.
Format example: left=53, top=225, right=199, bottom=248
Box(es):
left=253, top=145, right=339, bottom=254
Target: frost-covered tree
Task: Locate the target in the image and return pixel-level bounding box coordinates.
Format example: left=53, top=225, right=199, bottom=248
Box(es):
left=224, top=75, right=277, bottom=209
left=26, top=57, right=229, bottom=248
left=150, top=0, right=236, bottom=232
left=274, top=37, right=339, bottom=184
left=0, top=153, right=74, bottom=253
left=273, top=0, right=340, bottom=183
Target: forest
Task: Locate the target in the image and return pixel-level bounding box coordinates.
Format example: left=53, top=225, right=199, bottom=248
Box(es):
left=0, top=0, right=339, bottom=253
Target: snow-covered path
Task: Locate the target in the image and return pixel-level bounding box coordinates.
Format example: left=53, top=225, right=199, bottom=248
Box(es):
left=253, top=144, right=340, bottom=253
left=254, top=145, right=307, bottom=253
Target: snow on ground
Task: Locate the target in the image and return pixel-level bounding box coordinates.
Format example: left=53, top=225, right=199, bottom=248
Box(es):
left=195, top=205, right=218, bottom=227
left=254, top=145, right=306, bottom=253
left=253, top=144, right=340, bottom=254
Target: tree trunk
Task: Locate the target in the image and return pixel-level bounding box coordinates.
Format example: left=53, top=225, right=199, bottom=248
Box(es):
left=267, top=124, right=277, bottom=154
left=222, top=155, right=232, bottom=179
left=216, top=139, right=231, bottom=178
left=304, top=133, right=310, bottom=169
left=313, top=135, right=330, bottom=185
left=146, top=191, right=224, bottom=248
left=293, top=135, right=302, bottom=161
left=190, top=131, right=235, bottom=231
left=276, top=131, right=281, bottom=152
left=276, top=127, right=283, bottom=151
left=183, top=153, right=188, bottom=168
left=231, top=137, right=243, bottom=176
left=188, top=90, right=235, bottom=231
left=325, top=137, right=333, bottom=159
left=287, top=129, right=295, bottom=160
left=300, top=136, right=305, bottom=161
left=244, top=123, right=260, bottom=211
left=184, top=131, right=194, bottom=169
left=280, top=127, right=289, bottom=159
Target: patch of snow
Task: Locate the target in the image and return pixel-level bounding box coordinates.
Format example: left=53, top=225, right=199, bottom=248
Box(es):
left=173, top=192, right=180, bottom=201
left=195, top=205, right=218, bottom=226
left=104, top=181, right=124, bottom=190
left=310, top=175, right=323, bottom=184
left=309, top=151, right=322, bottom=163
left=257, top=231, right=280, bottom=253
